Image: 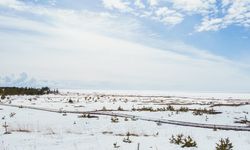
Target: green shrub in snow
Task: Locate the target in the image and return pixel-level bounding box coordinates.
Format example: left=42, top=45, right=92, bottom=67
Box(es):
left=215, top=138, right=233, bottom=150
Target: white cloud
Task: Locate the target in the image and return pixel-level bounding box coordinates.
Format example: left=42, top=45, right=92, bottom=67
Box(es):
left=101, top=0, right=184, bottom=26
left=99, top=0, right=250, bottom=32
left=0, top=0, right=250, bottom=91
left=196, top=18, right=224, bottom=32
left=154, top=7, right=183, bottom=26
left=48, top=0, right=57, bottom=6
left=100, top=0, right=217, bottom=27
left=2, top=25, right=250, bottom=91
left=102, top=0, right=131, bottom=12
left=0, top=0, right=27, bottom=10
left=148, top=0, right=159, bottom=7
left=134, top=0, right=145, bottom=9
left=172, top=0, right=216, bottom=14
left=197, top=0, right=250, bottom=31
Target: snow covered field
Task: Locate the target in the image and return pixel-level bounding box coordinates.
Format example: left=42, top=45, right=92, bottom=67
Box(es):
left=0, top=91, right=250, bottom=150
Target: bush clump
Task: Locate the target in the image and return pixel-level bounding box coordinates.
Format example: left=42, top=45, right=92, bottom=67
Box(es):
left=1, top=95, right=6, bottom=100
left=132, top=106, right=155, bottom=112
left=170, top=134, right=197, bottom=148
left=170, top=134, right=184, bottom=145
left=166, top=105, right=175, bottom=111
left=117, top=106, right=123, bottom=111
left=111, top=116, right=119, bottom=123
left=123, top=132, right=132, bottom=143
left=78, top=113, right=99, bottom=118
left=179, top=107, right=189, bottom=112
left=215, top=138, right=233, bottom=150
left=101, top=106, right=107, bottom=111
left=181, top=136, right=197, bottom=148
left=192, top=108, right=216, bottom=116
left=0, top=87, right=58, bottom=95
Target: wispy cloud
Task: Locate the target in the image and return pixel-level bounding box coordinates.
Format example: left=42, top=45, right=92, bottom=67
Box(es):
left=134, top=0, right=145, bottom=9
left=148, top=0, right=159, bottom=7
left=2, top=0, right=249, bottom=31
left=101, top=0, right=185, bottom=26
left=0, top=0, right=250, bottom=91
left=197, top=0, right=250, bottom=31
left=100, top=0, right=250, bottom=32
left=102, top=0, right=132, bottom=12
left=172, top=0, right=216, bottom=14
left=154, top=7, right=183, bottom=26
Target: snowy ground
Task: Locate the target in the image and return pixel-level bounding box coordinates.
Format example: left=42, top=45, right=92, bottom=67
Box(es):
left=0, top=91, right=250, bottom=150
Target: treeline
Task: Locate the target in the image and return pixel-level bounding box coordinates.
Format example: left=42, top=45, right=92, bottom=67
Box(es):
left=0, top=87, right=59, bottom=96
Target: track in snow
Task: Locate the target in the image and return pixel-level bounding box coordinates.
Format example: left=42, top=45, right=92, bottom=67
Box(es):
left=1, top=103, right=250, bottom=132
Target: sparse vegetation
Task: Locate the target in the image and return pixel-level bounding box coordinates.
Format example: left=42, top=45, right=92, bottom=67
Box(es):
left=131, top=116, right=138, bottom=121
left=117, top=106, right=123, bottom=111
left=101, top=106, right=107, bottom=111
left=0, top=90, right=248, bottom=149
left=192, top=108, right=218, bottom=116
left=3, top=122, right=11, bottom=134
left=132, top=106, right=155, bottom=112
left=170, top=134, right=197, bottom=148
left=9, top=112, right=16, bottom=118
left=170, top=134, right=184, bottom=145
left=213, top=125, right=218, bottom=131
left=1, top=94, right=6, bottom=100
left=179, top=107, right=189, bottom=112
left=131, top=105, right=220, bottom=116
left=68, top=99, right=73, bottom=103
left=0, top=87, right=58, bottom=95
left=102, top=131, right=113, bottom=135
left=113, top=142, right=120, bottom=148
left=156, top=121, right=162, bottom=126
left=215, top=138, right=233, bottom=150
left=166, top=105, right=175, bottom=111
left=181, top=136, right=197, bottom=148
left=234, top=116, right=250, bottom=125
left=78, top=113, right=99, bottom=118
left=111, top=116, right=119, bottom=123
left=123, top=132, right=132, bottom=143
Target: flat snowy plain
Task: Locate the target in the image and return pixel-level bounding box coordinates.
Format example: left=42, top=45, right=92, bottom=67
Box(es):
left=0, top=90, right=250, bottom=150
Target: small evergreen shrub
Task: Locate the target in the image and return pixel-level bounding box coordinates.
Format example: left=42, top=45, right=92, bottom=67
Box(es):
left=215, top=138, right=233, bottom=150
left=102, top=106, right=107, bottom=111
left=78, top=113, right=99, bottom=118
left=179, top=107, right=189, bottom=112
left=111, top=116, right=119, bottom=123
left=1, top=95, right=6, bottom=100
left=113, top=142, right=120, bottom=148
left=170, top=134, right=197, bottom=148
left=181, top=136, right=197, bottom=148
left=68, top=99, right=73, bottom=103
left=170, top=134, right=184, bottom=145
left=166, top=105, right=175, bottom=111
left=117, top=106, right=123, bottom=111
left=123, top=132, right=132, bottom=143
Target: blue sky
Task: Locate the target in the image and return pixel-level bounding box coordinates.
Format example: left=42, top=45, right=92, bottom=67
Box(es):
left=0, top=0, right=250, bottom=92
